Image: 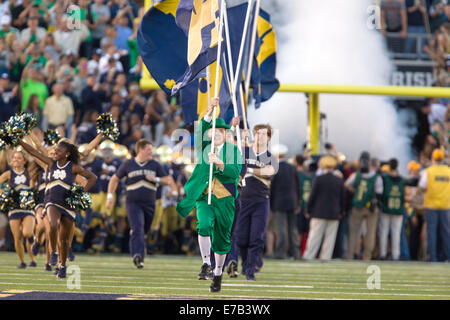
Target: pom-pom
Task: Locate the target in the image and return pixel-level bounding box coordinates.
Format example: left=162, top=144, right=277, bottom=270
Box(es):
left=18, top=188, right=36, bottom=210
left=43, top=129, right=61, bottom=146
left=0, top=184, right=17, bottom=212
left=96, top=113, right=119, bottom=141
left=0, top=113, right=38, bottom=147
left=65, top=184, right=92, bottom=211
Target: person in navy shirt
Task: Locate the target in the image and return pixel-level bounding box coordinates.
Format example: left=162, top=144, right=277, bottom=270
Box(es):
left=0, top=150, right=37, bottom=269
left=19, top=139, right=97, bottom=279
left=106, top=139, right=176, bottom=268
left=235, top=124, right=278, bottom=281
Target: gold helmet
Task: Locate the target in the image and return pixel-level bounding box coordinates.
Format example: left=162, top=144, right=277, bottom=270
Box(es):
left=155, top=145, right=173, bottom=163
left=184, top=164, right=195, bottom=179
left=99, top=139, right=116, bottom=150
left=78, top=143, right=96, bottom=163
left=113, top=144, right=131, bottom=160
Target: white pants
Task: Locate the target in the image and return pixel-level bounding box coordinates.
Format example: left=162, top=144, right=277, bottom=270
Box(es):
left=379, top=213, right=403, bottom=260
left=303, top=218, right=339, bottom=260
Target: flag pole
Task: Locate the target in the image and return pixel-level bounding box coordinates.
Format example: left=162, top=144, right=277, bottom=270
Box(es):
left=230, top=0, right=254, bottom=131
left=208, top=0, right=225, bottom=205
left=223, top=7, right=246, bottom=187
left=223, top=4, right=243, bottom=153
left=243, top=0, right=260, bottom=130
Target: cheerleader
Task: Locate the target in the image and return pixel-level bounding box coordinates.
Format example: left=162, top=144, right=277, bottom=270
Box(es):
left=0, top=150, right=37, bottom=268
left=19, top=139, right=97, bottom=278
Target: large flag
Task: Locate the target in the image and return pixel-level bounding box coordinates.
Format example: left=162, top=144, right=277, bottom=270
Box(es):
left=137, top=0, right=188, bottom=95
left=225, top=3, right=279, bottom=109
left=256, top=9, right=280, bottom=104
left=171, top=0, right=223, bottom=95
left=179, top=58, right=233, bottom=125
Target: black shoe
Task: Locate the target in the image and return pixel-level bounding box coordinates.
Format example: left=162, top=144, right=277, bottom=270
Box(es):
left=227, top=261, right=238, bottom=278
left=198, top=263, right=213, bottom=280
left=54, top=266, right=60, bottom=276
left=210, top=275, right=222, bottom=293
left=57, top=266, right=66, bottom=279
left=133, top=254, right=144, bottom=269
left=246, top=273, right=256, bottom=281
left=31, top=242, right=40, bottom=256
left=45, top=264, right=52, bottom=272
left=29, top=261, right=37, bottom=268
left=17, top=262, right=26, bottom=269
left=68, top=248, right=75, bottom=262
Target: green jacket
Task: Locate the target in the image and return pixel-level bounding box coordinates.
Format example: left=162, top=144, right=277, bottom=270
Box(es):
left=176, top=118, right=242, bottom=218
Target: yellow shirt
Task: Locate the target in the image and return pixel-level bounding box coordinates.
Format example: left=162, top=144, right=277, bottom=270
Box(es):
left=43, top=95, right=74, bottom=126
left=423, top=165, right=450, bottom=210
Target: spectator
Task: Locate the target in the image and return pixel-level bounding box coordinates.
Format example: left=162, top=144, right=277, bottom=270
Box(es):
left=381, top=0, right=408, bottom=51
left=76, top=0, right=97, bottom=58
left=0, top=14, right=19, bottom=38
left=23, top=93, right=42, bottom=128
left=418, top=148, right=450, bottom=262
left=270, top=144, right=301, bottom=260
left=112, top=12, right=132, bottom=72
left=81, top=74, right=106, bottom=115
left=0, top=72, right=19, bottom=123
left=76, top=110, right=99, bottom=145
left=91, top=0, right=111, bottom=49
left=429, top=0, right=448, bottom=33
left=422, top=98, right=448, bottom=127
left=405, top=161, right=426, bottom=261
left=43, top=59, right=57, bottom=90
left=405, top=0, right=427, bottom=54
left=378, top=158, right=406, bottom=260
left=0, top=37, right=10, bottom=74
left=42, top=80, right=74, bottom=137
left=345, top=152, right=383, bottom=261
left=53, top=15, right=90, bottom=57
left=19, top=15, right=46, bottom=48
left=146, top=90, right=169, bottom=147
left=11, top=0, right=31, bottom=31
left=41, top=32, right=61, bottom=64
left=20, top=63, right=48, bottom=110
left=303, top=156, right=346, bottom=261
left=98, top=44, right=124, bottom=76
left=87, top=48, right=103, bottom=75
left=100, top=24, right=117, bottom=51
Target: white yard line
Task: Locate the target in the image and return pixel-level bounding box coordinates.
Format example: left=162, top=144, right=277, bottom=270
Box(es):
left=0, top=282, right=449, bottom=298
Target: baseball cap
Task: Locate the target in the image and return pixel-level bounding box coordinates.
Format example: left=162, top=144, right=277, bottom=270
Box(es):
left=0, top=73, right=9, bottom=79
left=94, top=48, right=102, bottom=56
left=1, top=15, right=11, bottom=27
left=407, top=160, right=421, bottom=172
left=432, top=149, right=445, bottom=161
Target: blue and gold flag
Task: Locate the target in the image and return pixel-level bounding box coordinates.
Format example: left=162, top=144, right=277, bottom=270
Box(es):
left=256, top=9, right=280, bottom=104
left=137, top=0, right=187, bottom=95
left=171, top=0, right=223, bottom=95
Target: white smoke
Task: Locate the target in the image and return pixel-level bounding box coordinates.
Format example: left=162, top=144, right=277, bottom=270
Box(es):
left=247, top=0, right=415, bottom=170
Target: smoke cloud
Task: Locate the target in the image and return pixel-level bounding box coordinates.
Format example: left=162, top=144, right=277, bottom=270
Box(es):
left=247, top=0, right=415, bottom=169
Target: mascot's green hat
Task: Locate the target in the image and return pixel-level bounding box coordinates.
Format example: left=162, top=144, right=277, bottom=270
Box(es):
left=212, top=118, right=230, bottom=130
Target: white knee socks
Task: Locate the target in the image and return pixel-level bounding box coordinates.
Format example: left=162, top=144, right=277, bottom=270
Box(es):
left=198, top=235, right=211, bottom=265
left=214, top=253, right=226, bottom=276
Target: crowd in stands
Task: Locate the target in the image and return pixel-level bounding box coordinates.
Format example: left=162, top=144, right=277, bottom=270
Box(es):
left=0, top=0, right=449, bottom=265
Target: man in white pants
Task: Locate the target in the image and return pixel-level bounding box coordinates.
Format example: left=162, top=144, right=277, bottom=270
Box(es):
left=378, top=158, right=405, bottom=260
left=303, top=156, right=346, bottom=260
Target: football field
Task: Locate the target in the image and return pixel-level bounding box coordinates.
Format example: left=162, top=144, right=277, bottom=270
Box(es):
left=0, top=252, right=449, bottom=300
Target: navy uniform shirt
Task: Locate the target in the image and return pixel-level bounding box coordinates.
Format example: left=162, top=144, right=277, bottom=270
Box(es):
left=240, top=146, right=278, bottom=200
left=116, top=158, right=168, bottom=204
left=45, top=161, right=75, bottom=208
left=100, top=158, right=123, bottom=193
left=85, top=158, right=104, bottom=194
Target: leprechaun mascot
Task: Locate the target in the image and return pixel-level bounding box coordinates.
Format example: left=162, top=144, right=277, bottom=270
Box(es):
left=176, top=98, right=242, bottom=293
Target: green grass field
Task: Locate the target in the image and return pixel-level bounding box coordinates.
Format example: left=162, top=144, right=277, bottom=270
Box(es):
left=0, top=252, right=449, bottom=300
